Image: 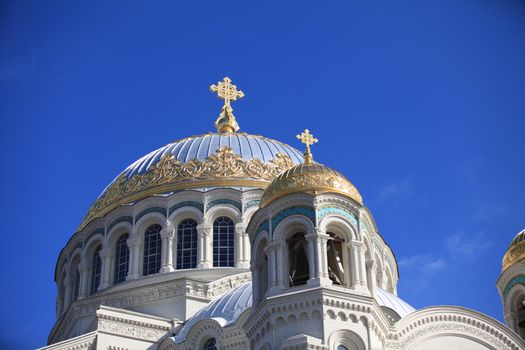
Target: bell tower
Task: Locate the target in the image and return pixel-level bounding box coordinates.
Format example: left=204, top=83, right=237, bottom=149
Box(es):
left=497, top=229, right=525, bottom=340
left=244, top=130, right=400, bottom=350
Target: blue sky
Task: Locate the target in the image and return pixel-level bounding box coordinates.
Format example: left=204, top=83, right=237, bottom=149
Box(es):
left=1, top=1, right=525, bottom=348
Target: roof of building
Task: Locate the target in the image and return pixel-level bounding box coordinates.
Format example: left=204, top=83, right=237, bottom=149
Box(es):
left=173, top=283, right=415, bottom=343
left=174, top=282, right=253, bottom=344
left=120, top=133, right=303, bottom=181
left=375, top=288, right=416, bottom=318
left=509, top=229, right=525, bottom=248
left=78, top=133, right=303, bottom=230
left=502, top=228, right=525, bottom=271
left=260, top=161, right=363, bottom=207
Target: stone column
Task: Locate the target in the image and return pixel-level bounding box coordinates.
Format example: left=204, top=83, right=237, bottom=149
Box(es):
left=235, top=224, right=249, bottom=268
left=305, top=233, right=317, bottom=281
left=98, top=247, right=112, bottom=290
left=317, top=232, right=331, bottom=286
left=342, top=242, right=351, bottom=288
left=78, top=260, right=88, bottom=299
left=356, top=242, right=368, bottom=287
left=318, top=232, right=330, bottom=279
left=243, top=232, right=251, bottom=266
left=275, top=240, right=285, bottom=288
left=380, top=267, right=388, bottom=289
left=63, top=275, right=72, bottom=311
left=126, top=237, right=140, bottom=280
left=160, top=227, right=175, bottom=273
left=349, top=242, right=360, bottom=288
left=197, top=224, right=212, bottom=268
left=367, top=260, right=377, bottom=297
left=250, top=263, right=261, bottom=306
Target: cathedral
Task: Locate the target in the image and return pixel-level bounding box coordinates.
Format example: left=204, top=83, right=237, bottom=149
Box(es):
left=41, top=78, right=525, bottom=350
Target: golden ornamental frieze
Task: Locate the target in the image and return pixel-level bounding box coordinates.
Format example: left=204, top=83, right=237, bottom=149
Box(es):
left=503, top=240, right=525, bottom=271
left=79, top=147, right=296, bottom=230
left=261, top=172, right=363, bottom=207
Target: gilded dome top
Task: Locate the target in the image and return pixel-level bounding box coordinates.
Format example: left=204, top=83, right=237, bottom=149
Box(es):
left=260, top=161, right=363, bottom=207
left=502, top=229, right=525, bottom=271
left=79, top=133, right=303, bottom=230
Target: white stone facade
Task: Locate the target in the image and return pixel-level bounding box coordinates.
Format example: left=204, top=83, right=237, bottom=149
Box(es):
left=41, top=136, right=525, bottom=350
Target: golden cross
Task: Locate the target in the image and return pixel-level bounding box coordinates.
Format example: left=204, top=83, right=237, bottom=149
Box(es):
left=296, top=129, right=318, bottom=164
left=210, top=77, right=245, bottom=107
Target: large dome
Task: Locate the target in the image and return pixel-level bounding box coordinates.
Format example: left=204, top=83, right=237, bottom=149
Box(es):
left=79, top=132, right=303, bottom=229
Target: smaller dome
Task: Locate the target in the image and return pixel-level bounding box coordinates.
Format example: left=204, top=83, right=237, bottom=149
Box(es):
left=174, top=283, right=252, bottom=344
left=260, top=162, right=363, bottom=207
left=376, top=288, right=415, bottom=318
left=502, top=229, right=525, bottom=271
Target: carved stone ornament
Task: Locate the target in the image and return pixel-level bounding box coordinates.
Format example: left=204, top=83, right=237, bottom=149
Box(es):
left=98, top=319, right=168, bottom=342
left=387, top=322, right=515, bottom=350
left=79, top=147, right=295, bottom=230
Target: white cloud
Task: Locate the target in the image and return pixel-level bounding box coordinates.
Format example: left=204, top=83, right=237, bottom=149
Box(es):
left=398, top=254, right=447, bottom=292
left=399, top=254, right=447, bottom=273
left=445, top=231, right=491, bottom=261
left=373, top=180, right=413, bottom=205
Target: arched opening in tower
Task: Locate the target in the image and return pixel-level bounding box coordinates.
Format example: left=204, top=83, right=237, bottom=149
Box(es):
left=327, top=232, right=345, bottom=286
left=288, top=233, right=309, bottom=286
left=518, top=299, right=525, bottom=339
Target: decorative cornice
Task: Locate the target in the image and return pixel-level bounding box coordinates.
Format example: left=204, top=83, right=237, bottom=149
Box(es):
left=79, top=147, right=295, bottom=230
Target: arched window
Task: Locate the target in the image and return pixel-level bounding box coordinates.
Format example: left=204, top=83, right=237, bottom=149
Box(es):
left=259, top=253, right=269, bottom=298
left=203, top=338, right=217, bottom=350
left=90, top=246, right=102, bottom=294
left=337, top=346, right=348, bottom=350
left=143, top=224, right=162, bottom=276
left=114, top=233, right=129, bottom=284
left=213, top=216, right=235, bottom=267
left=177, top=219, right=198, bottom=269
left=72, top=266, right=81, bottom=301
left=288, top=233, right=309, bottom=286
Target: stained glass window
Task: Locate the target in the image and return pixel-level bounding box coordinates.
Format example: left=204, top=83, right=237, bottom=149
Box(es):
left=143, top=224, right=162, bottom=276
left=177, top=219, right=197, bottom=269
left=213, top=217, right=235, bottom=267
